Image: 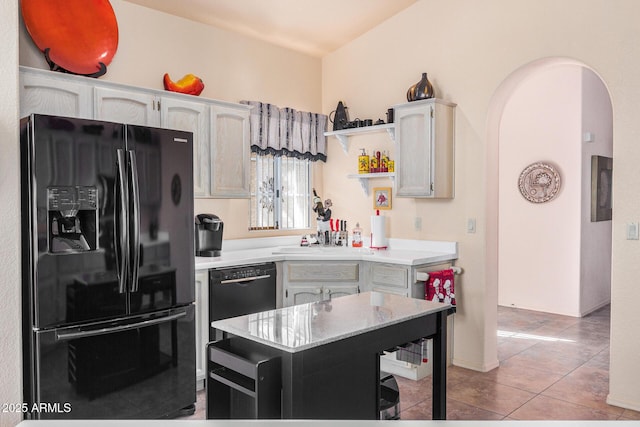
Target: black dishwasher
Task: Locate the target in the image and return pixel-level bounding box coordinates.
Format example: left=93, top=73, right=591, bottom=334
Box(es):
left=209, top=262, right=277, bottom=341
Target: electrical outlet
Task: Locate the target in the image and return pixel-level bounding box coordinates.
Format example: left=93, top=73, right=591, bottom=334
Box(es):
left=627, top=222, right=639, bottom=240
left=467, top=218, right=476, bottom=234
left=414, top=217, right=422, bottom=231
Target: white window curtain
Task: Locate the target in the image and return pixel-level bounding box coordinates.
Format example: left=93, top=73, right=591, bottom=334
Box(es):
left=241, top=101, right=328, bottom=162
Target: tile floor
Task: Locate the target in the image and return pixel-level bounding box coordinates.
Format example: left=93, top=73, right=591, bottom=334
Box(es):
left=400, top=305, right=640, bottom=420
left=183, top=304, right=640, bottom=421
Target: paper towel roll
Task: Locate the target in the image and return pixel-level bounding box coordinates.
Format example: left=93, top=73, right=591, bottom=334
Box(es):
left=370, top=214, right=387, bottom=249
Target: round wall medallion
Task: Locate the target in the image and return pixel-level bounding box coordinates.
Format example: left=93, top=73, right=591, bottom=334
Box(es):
left=518, top=162, right=561, bottom=203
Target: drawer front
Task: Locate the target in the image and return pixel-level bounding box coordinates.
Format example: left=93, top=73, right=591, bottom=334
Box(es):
left=370, top=264, right=408, bottom=289
left=287, top=263, right=359, bottom=282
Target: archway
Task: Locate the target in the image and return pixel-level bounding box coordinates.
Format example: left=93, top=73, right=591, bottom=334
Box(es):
left=486, top=57, right=613, bottom=347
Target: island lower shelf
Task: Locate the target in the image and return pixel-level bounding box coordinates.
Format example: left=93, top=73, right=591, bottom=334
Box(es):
left=207, top=338, right=281, bottom=419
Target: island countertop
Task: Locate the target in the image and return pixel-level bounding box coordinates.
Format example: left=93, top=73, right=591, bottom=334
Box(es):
left=210, top=291, right=451, bottom=353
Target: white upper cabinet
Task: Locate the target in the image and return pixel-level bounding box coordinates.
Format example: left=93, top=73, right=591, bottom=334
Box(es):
left=19, top=66, right=251, bottom=199
left=394, top=99, right=455, bottom=198
left=20, top=71, right=92, bottom=119
left=209, top=104, right=250, bottom=198
left=94, top=86, right=159, bottom=127
left=161, top=98, right=210, bottom=197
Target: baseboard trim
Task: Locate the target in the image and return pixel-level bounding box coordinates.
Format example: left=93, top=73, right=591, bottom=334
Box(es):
left=580, top=299, right=611, bottom=317
left=452, top=357, right=499, bottom=373
left=607, top=393, right=640, bottom=412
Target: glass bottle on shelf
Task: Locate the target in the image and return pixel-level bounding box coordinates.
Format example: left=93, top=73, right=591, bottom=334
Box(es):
left=352, top=223, right=363, bottom=247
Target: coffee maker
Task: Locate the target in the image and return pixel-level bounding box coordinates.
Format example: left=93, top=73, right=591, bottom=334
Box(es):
left=195, top=214, right=223, bottom=257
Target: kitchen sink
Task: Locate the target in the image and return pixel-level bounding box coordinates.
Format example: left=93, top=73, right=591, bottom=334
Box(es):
left=273, top=246, right=374, bottom=255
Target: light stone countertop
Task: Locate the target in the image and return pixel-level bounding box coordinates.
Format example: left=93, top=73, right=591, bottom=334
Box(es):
left=210, top=291, right=451, bottom=353
left=195, top=237, right=458, bottom=270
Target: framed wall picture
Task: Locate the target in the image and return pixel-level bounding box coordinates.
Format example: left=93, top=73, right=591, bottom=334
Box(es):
left=373, top=187, right=392, bottom=210
left=591, top=155, right=613, bottom=222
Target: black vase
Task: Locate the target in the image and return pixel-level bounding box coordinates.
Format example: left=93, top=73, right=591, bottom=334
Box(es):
left=406, top=72, right=434, bottom=102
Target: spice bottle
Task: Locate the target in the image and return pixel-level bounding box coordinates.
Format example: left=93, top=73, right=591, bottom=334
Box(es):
left=370, top=151, right=379, bottom=173
left=352, top=223, right=363, bottom=247
left=381, top=151, right=389, bottom=173
left=358, top=149, right=369, bottom=174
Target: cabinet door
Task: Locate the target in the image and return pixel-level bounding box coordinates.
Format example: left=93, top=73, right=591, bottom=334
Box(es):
left=209, top=104, right=250, bottom=198
left=161, top=97, right=209, bottom=197
left=395, top=101, right=434, bottom=197
left=286, top=286, right=323, bottom=306
left=325, top=285, right=359, bottom=300
left=20, top=71, right=92, bottom=119
left=194, top=270, right=209, bottom=390
left=94, top=87, right=160, bottom=127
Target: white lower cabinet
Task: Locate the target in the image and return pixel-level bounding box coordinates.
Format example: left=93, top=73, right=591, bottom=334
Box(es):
left=368, top=263, right=410, bottom=296
left=194, top=270, right=209, bottom=390
left=286, top=284, right=359, bottom=306
left=282, top=261, right=361, bottom=307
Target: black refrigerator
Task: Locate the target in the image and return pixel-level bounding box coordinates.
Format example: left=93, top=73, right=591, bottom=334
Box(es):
left=20, top=114, right=196, bottom=419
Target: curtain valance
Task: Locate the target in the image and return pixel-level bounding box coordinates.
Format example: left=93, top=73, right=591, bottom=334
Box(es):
left=241, top=101, right=327, bottom=162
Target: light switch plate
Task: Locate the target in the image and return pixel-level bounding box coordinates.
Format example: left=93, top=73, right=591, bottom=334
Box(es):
left=467, top=218, right=476, bottom=234
left=627, top=222, right=639, bottom=240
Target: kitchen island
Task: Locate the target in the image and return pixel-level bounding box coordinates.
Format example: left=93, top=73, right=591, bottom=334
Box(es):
left=207, top=291, right=450, bottom=420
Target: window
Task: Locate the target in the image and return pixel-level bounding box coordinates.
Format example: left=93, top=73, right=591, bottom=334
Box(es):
left=250, top=153, right=311, bottom=230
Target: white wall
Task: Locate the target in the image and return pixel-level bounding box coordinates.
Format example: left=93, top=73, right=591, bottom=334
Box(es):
left=580, top=68, right=613, bottom=315
left=0, top=0, right=21, bottom=426
left=498, top=65, right=582, bottom=316
left=498, top=64, right=612, bottom=318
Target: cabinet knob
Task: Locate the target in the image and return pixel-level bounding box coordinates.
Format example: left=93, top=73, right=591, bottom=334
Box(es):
left=324, top=288, right=331, bottom=295
left=316, top=288, right=323, bottom=294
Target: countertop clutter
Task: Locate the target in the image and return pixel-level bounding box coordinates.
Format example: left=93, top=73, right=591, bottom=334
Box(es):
left=195, top=237, right=458, bottom=270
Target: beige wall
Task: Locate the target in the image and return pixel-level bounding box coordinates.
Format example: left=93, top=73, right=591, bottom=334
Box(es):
left=322, top=0, right=640, bottom=407
left=1, top=1, right=21, bottom=426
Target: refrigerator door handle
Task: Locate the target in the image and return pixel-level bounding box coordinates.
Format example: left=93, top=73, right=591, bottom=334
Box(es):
left=128, top=150, right=141, bottom=292
left=115, top=149, right=129, bottom=294
left=55, top=310, right=187, bottom=341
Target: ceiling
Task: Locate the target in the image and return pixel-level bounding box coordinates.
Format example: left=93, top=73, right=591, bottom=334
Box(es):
left=124, top=0, right=417, bottom=57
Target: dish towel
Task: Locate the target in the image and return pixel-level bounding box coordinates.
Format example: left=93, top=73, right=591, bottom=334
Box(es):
left=425, top=269, right=456, bottom=306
